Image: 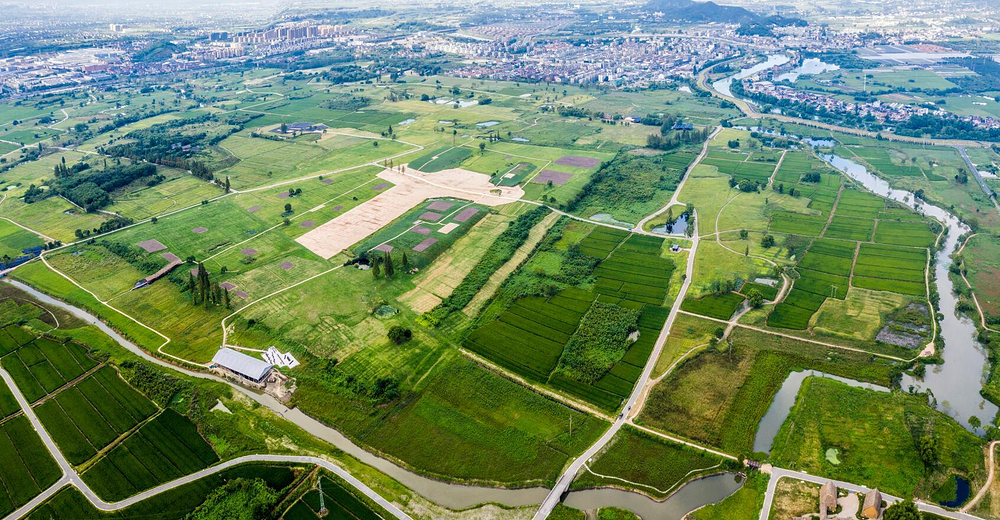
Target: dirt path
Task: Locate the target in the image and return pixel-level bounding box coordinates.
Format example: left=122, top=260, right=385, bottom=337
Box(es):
left=963, top=441, right=1000, bottom=513
left=635, top=126, right=720, bottom=231
left=462, top=211, right=560, bottom=316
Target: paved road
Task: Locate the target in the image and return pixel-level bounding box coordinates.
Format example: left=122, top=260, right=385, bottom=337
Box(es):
left=0, top=288, right=412, bottom=520
left=531, top=212, right=703, bottom=520
left=956, top=146, right=999, bottom=211
left=759, top=467, right=984, bottom=520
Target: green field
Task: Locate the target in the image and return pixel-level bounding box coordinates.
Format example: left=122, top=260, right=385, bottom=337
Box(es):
left=771, top=377, right=984, bottom=499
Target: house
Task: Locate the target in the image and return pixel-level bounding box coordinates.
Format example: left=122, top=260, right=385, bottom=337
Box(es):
left=211, top=348, right=274, bottom=388
left=819, top=481, right=837, bottom=518
left=862, top=488, right=882, bottom=519
left=673, top=122, right=694, bottom=131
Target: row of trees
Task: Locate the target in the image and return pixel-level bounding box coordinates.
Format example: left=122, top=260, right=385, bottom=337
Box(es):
left=187, top=263, right=231, bottom=309
left=370, top=250, right=409, bottom=279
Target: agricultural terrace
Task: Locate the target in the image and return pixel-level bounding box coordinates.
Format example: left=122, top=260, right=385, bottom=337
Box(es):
left=465, top=226, right=676, bottom=412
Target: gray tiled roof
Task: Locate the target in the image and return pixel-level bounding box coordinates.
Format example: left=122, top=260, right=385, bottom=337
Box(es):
left=212, top=348, right=273, bottom=381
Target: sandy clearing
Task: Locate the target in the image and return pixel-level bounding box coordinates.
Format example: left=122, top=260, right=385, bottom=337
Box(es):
left=295, top=167, right=524, bottom=259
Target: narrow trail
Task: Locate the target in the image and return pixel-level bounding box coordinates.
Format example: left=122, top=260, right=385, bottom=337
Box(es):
left=963, top=440, right=999, bottom=513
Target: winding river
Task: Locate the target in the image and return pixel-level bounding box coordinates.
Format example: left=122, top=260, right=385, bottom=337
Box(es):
left=715, top=57, right=999, bottom=434
left=821, top=154, right=999, bottom=433
left=4, top=279, right=740, bottom=517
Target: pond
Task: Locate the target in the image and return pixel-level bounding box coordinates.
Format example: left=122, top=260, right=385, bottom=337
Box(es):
left=651, top=213, right=689, bottom=236
left=563, top=473, right=743, bottom=519
left=821, top=153, right=999, bottom=433
left=476, top=121, right=500, bottom=128
left=775, top=58, right=840, bottom=83
left=936, top=475, right=971, bottom=508
left=511, top=137, right=530, bottom=142
left=754, top=371, right=890, bottom=454
left=712, top=54, right=791, bottom=98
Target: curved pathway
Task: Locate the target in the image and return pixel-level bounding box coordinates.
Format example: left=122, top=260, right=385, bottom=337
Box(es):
left=0, top=366, right=411, bottom=520
left=964, top=441, right=999, bottom=513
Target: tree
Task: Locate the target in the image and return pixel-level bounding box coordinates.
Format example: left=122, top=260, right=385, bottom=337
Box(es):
left=747, top=288, right=764, bottom=308
left=387, top=325, right=412, bottom=345
left=383, top=251, right=394, bottom=278
left=970, top=415, right=982, bottom=430
left=917, top=433, right=938, bottom=466
left=479, top=142, right=486, bottom=155
left=401, top=252, right=409, bottom=268
left=224, top=176, right=230, bottom=193
left=151, top=216, right=158, bottom=224
left=739, top=229, right=749, bottom=240
left=284, top=203, right=292, bottom=213
left=883, top=499, right=920, bottom=520
left=371, top=258, right=381, bottom=278
left=760, top=235, right=775, bottom=248
left=280, top=122, right=287, bottom=134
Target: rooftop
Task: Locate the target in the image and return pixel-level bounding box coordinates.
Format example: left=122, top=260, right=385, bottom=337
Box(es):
left=212, top=348, right=273, bottom=381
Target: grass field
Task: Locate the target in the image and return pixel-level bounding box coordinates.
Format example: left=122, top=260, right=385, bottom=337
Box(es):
left=572, top=425, right=725, bottom=498
left=0, top=415, right=62, bottom=517
left=637, top=328, right=894, bottom=456
left=771, top=377, right=984, bottom=499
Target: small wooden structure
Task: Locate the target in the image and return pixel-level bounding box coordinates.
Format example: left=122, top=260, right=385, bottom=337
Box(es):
left=862, top=488, right=882, bottom=519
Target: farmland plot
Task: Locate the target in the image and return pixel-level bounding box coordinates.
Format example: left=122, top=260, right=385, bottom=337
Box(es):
left=0, top=333, right=98, bottom=403
left=852, top=243, right=927, bottom=296
left=82, top=409, right=219, bottom=501
left=466, top=229, right=674, bottom=411
left=35, top=365, right=157, bottom=465
left=768, top=239, right=855, bottom=330
left=0, top=415, right=61, bottom=517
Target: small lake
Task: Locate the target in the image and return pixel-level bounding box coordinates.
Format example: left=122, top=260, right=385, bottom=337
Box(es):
left=775, top=58, right=840, bottom=83
left=398, top=118, right=415, bottom=126
left=712, top=54, right=791, bottom=98
left=754, top=371, right=890, bottom=454
left=511, top=137, right=530, bottom=142
left=476, top=121, right=500, bottom=128
left=563, top=473, right=743, bottom=519
left=938, top=475, right=971, bottom=508
left=821, top=153, right=999, bottom=433
left=651, top=213, right=689, bottom=236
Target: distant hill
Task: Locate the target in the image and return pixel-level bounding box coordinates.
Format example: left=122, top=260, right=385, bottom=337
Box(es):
left=646, top=0, right=759, bottom=24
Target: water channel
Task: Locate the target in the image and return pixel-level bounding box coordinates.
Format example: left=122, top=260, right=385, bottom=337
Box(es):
left=753, top=371, right=890, bottom=454
left=5, top=279, right=741, bottom=517
left=821, top=154, right=999, bottom=433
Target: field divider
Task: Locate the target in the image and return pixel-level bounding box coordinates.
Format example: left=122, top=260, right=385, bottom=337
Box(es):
left=75, top=409, right=164, bottom=474
left=582, top=459, right=724, bottom=497
left=675, top=309, right=906, bottom=362
left=459, top=347, right=615, bottom=421
left=29, top=361, right=107, bottom=408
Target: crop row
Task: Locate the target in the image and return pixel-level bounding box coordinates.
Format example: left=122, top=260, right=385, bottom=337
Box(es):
left=465, top=292, right=593, bottom=382
left=36, top=366, right=157, bottom=465
left=0, top=325, right=33, bottom=356
left=681, top=292, right=746, bottom=320
left=1, top=337, right=98, bottom=403
left=770, top=211, right=826, bottom=236
left=82, top=409, right=220, bottom=501
left=874, top=221, right=936, bottom=248
left=823, top=216, right=874, bottom=241
left=291, top=475, right=383, bottom=520
left=0, top=415, right=61, bottom=516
